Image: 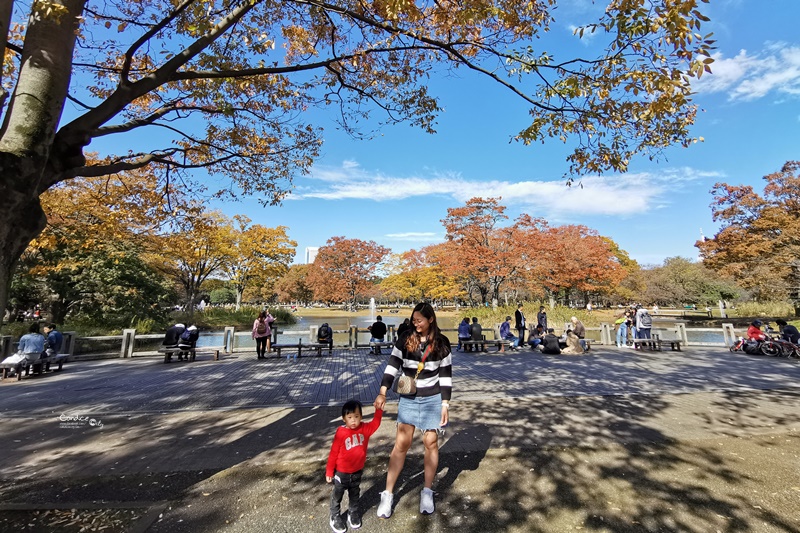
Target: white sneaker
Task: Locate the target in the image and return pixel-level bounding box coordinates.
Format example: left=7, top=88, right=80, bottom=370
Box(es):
left=420, top=487, right=435, bottom=515
left=377, top=490, right=393, bottom=519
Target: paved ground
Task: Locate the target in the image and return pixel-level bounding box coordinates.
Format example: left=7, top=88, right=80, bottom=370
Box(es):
left=1, top=346, right=799, bottom=532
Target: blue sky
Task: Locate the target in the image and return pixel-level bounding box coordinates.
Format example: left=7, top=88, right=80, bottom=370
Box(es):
left=81, top=0, right=800, bottom=268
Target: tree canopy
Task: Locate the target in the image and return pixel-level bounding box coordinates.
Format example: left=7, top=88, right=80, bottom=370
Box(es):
left=0, top=0, right=714, bottom=319
left=697, top=160, right=800, bottom=302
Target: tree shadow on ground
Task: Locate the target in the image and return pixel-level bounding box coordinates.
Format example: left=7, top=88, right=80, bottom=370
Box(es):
left=2, top=349, right=800, bottom=532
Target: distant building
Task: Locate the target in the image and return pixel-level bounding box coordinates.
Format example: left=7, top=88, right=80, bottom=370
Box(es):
left=305, top=247, right=319, bottom=264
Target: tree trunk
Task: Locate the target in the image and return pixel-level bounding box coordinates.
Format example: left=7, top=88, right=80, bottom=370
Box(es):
left=235, top=288, right=243, bottom=310
left=0, top=155, right=49, bottom=330
left=0, top=0, right=85, bottom=330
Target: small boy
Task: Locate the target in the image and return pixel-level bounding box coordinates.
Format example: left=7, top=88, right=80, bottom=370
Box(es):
left=326, top=400, right=383, bottom=532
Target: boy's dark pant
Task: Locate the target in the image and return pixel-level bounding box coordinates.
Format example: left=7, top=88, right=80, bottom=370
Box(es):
left=330, top=469, right=362, bottom=519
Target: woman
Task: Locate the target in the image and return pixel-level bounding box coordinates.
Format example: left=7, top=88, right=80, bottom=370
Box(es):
left=374, top=302, right=452, bottom=519
left=252, top=310, right=274, bottom=359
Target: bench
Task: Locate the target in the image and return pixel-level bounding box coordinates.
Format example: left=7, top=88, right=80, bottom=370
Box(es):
left=632, top=338, right=662, bottom=351
left=0, top=353, right=69, bottom=381
left=460, top=339, right=513, bottom=352
left=158, top=347, right=221, bottom=363
left=368, top=341, right=394, bottom=354
left=272, top=341, right=332, bottom=359
left=653, top=334, right=683, bottom=351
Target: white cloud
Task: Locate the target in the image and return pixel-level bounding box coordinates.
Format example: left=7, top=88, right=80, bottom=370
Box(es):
left=296, top=161, right=721, bottom=220
left=693, top=43, right=800, bottom=101
left=384, top=232, right=441, bottom=243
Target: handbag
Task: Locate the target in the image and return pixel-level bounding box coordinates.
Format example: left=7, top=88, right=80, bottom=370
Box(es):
left=392, top=344, right=432, bottom=395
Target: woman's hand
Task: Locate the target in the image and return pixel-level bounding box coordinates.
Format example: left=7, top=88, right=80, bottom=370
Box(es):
left=374, top=393, right=386, bottom=411
left=440, top=403, right=449, bottom=427
left=326, top=475, right=333, bottom=483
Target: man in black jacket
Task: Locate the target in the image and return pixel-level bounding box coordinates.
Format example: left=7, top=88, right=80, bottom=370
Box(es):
left=368, top=315, right=388, bottom=354
left=541, top=329, right=561, bottom=355
left=514, top=303, right=526, bottom=345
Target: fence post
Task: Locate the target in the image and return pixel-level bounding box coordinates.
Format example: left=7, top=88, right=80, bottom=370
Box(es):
left=388, top=325, right=396, bottom=342
left=493, top=323, right=502, bottom=340
left=0, top=335, right=12, bottom=358
left=223, top=326, right=235, bottom=354
left=62, top=332, right=76, bottom=356
left=310, top=325, right=318, bottom=343
left=722, top=323, right=736, bottom=347
left=120, top=329, right=136, bottom=358
left=349, top=326, right=357, bottom=348
left=675, top=322, right=688, bottom=344
left=599, top=323, right=612, bottom=345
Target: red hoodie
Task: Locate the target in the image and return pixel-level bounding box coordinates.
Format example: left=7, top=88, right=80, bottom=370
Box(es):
left=326, top=410, right=383, bottom=476
left=747, top=325, right=766, bottom=341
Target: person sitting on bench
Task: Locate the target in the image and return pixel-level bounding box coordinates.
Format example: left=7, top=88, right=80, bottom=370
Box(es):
left=368, top=316, right=388, bottom=354
left=470, top=317, right=486, bottom=352
left=318, top=323, right=333, bottom=351
left=178, top=325, right=200, bottom=359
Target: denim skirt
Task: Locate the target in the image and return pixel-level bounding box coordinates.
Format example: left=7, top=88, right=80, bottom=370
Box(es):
left=397, top=393, right=442, bottom=431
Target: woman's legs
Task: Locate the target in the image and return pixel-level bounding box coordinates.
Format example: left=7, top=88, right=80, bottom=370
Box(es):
left=385, top=423, right=415, bottom=492
left=422, top=429, right=439, bottom=489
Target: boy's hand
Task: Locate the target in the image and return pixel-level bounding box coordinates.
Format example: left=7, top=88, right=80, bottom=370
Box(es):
left=326, top=475, right=333, bottom=483
left=374, top=393, right=386, bottom=411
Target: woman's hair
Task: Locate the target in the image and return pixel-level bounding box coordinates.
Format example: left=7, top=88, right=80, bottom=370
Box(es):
left=28, top=322, right=40, bottom=334
left=258, top=311, right=267, bottom=320
left=404, top=302, right=445, bottom=355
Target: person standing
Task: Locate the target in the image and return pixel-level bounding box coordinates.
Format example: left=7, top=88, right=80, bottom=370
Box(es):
left=615, top=312, right=629, bottom=347
left=635, top=307, right=653, bottom=347
left=325, top=400, right=383, bottom=532
left=252, top=310, right=274, bottom=359
left=368, top=315, right=388, bottom=355
left=374, top=302, right=452, bottom=519
left=396, top=318, right=411, bottom=337
left=514, top=303, right=526, bottom=345
left=537, top=306, right=548, bottom=332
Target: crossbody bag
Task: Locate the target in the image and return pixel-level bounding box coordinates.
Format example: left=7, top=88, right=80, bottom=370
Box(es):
left=392, top=344, right=432, bottom=395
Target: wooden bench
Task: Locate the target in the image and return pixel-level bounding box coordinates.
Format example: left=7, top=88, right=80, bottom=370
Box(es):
left=272, top=341, right=331, bottom=359
left=653, top=334, right=683, bottom=351
left=158, top=347, right=221, bottom=363
left=368, top=341, right=394, bottom=354
left=632, top=338, right=662, bottom=351
left=459, top=340, right=487, bottom=352
left=461, top=339, right=513, bottom=352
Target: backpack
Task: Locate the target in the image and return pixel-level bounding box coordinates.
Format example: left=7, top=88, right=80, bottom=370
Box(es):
left=256, top=320, right=267, bottom=334
left=180, top=328, right=192, bottom=342
left=640, top=311, right=653, bottom=328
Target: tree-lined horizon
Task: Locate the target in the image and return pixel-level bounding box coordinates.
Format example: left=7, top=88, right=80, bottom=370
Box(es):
left=0, top=0, right=716, bottom=323
left=12, top=182, right=762, bottom=329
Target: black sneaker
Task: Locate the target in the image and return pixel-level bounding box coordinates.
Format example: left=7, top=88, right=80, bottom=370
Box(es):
left=330, top=513, right=346, bottom=533
left=348, top=511, right=362, bottom=529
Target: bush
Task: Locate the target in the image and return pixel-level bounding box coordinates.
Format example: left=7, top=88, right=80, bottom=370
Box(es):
left=729, top=301, right=795, bottom=318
